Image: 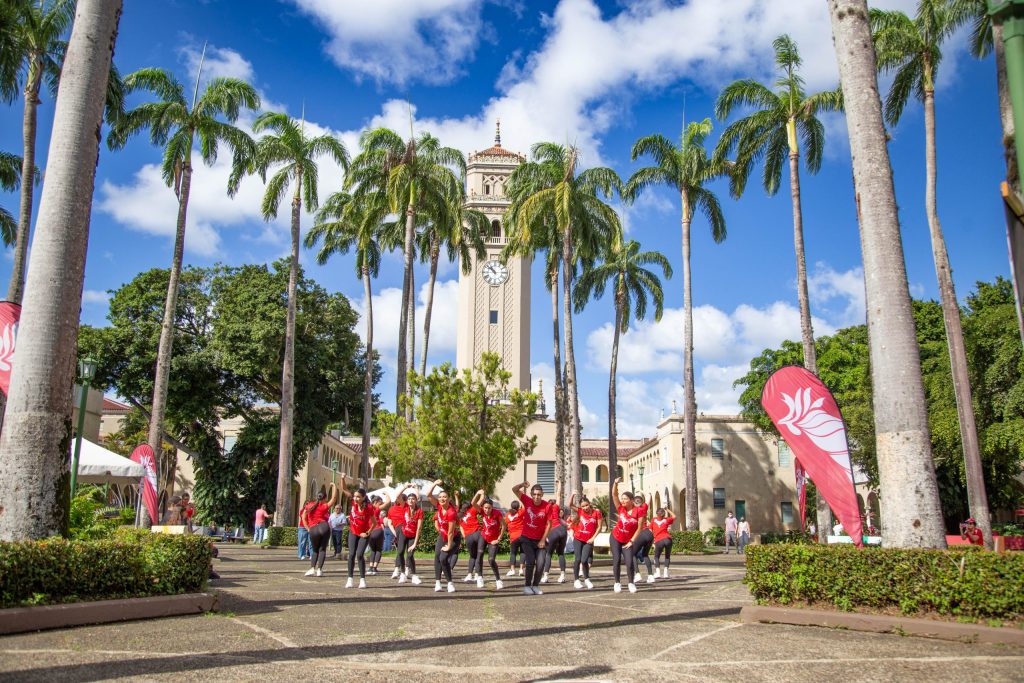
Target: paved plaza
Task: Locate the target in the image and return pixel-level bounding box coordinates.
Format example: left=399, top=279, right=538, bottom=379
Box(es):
left=0, top=544, right=1021, bottom=682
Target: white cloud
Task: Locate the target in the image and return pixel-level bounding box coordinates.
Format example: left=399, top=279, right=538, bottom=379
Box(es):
left=81, top=289, right=111, bottom=306
left=289, top=0, right=487, bottom=86
left=808, top=263, right=866, bottom=328
left=182, top=44, right=255, bottom=86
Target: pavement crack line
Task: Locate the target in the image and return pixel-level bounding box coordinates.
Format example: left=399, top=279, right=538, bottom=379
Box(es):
left=229, top=617, right=299, bottom=649
left=650, top=621, right=744, bottom=659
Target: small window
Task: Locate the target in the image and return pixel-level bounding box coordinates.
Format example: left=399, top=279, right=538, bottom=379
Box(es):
left=491, top=219, right=501, bottom=239
left=536, top=461, right=555, bottom=493
left=484, top=183, right=491, bottom=195
left=223, top=435, right=237, bottom=455
left=778, top=440, right=792, bottom=467
left=581, top=464, right=589, bottom=483
left=597, top=464, right=608, bottom=482
left=489, top=310, right=498, bottom=324
left=781, top=501, right=794, bottom=524
left=713, top=488, right=726, bottom=509
left=711, top=438, right=724, bottom=459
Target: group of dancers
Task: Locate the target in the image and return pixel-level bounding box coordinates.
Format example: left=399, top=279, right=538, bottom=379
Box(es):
left=297, top=474, right=677, bottom=595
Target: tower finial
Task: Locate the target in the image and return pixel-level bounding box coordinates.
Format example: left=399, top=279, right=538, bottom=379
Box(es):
left=495, top=119, right=501, bottom=147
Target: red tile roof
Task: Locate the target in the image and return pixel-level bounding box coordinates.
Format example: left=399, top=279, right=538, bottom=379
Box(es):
left=102, top=397, right=131, bottom=412
left=470, top=145, right=525, bottom=161
left=581, top=446, right=639, bottom=460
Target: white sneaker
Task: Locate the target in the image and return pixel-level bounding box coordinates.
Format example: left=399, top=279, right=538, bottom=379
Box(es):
left=476, top=576, right=484, bottom=588
left=358, top=578, right=366, bottom=589
left=392, top=568, right=400, bottom=579
left=398, top=573, right=407, bottom=584
left=495, top=580, right=503, bottom=590
left=434, top=580, right=443, bottom=592
left=315, top=568, right=323, bottom=577
left=411, top=575, right=422, bottom=585
left=533, top=587, right=543, bottom=595
left=613, top=583, right=622, bottom=593
left=518, top=568, right=523, bottom=576
left=574, top=579, right=583, bottom=589
left=523, top=586, right=534, bottom=595
left=628, top=583, right=638, bottom=593
left=345, top=578, right=353, bottom=589
left=557, top=572, right=566, bottom=583
left=464, top=573, right=474, bottom=582
left=584, top=579, right=594, bottom=590
left=304, top=568, right=316, bottom=576
left=646, top=575, right=656, bottom=584
left=506, top=568, right=516, bottom=577
left=663, top=568, right=669, bottom=578
left=447, top=582, right=456, bottom=593
left=540, top=572, right=549, bottom=584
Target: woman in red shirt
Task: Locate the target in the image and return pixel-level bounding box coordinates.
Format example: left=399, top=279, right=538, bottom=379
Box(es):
left=339, top=474, right=377, bottom=589
left=569, top=493, right=603, bottom=590
left=386, top=488, right=410, bottom=579
left=299, top=484, right=339, bottom=577
left=367, top=493, right=391, bottom=576
left=511, top=480, right=553, bottom=595
left=477, top=494, right=506, bottom=589
left=541, top=482, right=567, bottom=584
left=426, top=479, right=460, bottom=593
left=397, top=491, right=424, bottom=585
left=610, top=477, right=644, bottom=593
left=505, top=501, right=525, bottom=577
left=651, top=507, right=676, bottom=578
left=632, top=493, right=656, bottom=584
left=456, top=491, right=484, bottom=586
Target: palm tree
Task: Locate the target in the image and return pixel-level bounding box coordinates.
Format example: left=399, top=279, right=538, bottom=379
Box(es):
left=0, top=150, right=25, bottom=245
left=238, top=111, right=349, bottom=526
left=871, top=1, right=991, bottom=547
left=108, top=62, right=258, bottom=524
left=827, top=0, right=946, bottom=548
left=306, top=191, right=386, bottom=484
left=714, top=35, right=843, bottom=375
left=626, top=118, right=728, bottom=531
left=0, top=0, right=121, bottom=540
left=574, top=233, right=671, bottom=515
left=347, top=129, right=463, bottom=415
left=509, top=142, right=623, bottom=496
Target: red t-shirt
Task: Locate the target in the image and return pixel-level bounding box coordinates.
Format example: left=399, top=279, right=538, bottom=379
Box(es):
left=506, top=509, right=524, bottom=540
left=402, top=507, right=423, bottom=538
left=636, top=502, right=649, bottom=520
left=518, top=493, right=552, bottom=541
left=650, top=515, right=674, bottom=542
left=376, top=506, right=387, bottom=528
left=459, top=506, right=480, bottom=536
left=349, top=503, right=376, bottom=535
left=965, top=527, right=984, bottom=546
left=388, top=503, right=407, bottom=527
left=435, top=503, right=458, bottom=542
left=613, top=505, right=643, bottom=543
left=548, top=504, right=563, bottom=529
left=480, top=509, right=503, bottom=543
left=573, top=508, right=603, bottom=543
left=302, top=501, right=329, bottom=526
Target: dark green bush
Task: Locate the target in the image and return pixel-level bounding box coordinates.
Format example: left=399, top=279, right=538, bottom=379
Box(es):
left=0, top=533, right=212, bottom=608
left=703, top=526, right=724, bottom=546
left=745, top=544, right=1024, bottom=619
left=671, top=530, right=704, bottom=553
left=994, top=523, right=1023, bottom=537
left=266, top=526, right=298, bottom=546
left=761, top=530, right=814, bottom=545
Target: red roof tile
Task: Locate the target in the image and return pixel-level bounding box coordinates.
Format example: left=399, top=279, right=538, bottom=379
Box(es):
left=471, top=145, right=525, bottom=161
left=102, top=397, right=131, bottom=412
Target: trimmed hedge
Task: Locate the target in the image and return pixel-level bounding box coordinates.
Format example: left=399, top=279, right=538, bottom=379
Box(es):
left=703, top=526, right=724, bottom=546
left=0, top=530, right=212, bottom=608
left=761, top=530, right=814, bottom=545
left=671, top=530, right=705, bottom=553
left=266, top=526, right=298, bottom=547
left=745, top=544, right=1024, bottom=620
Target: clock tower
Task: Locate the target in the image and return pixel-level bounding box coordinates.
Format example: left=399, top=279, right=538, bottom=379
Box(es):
left=456, top=123, right=531, bottom=392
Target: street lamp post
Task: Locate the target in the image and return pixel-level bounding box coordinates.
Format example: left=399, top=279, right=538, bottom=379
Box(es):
left=629, top=473, right=635, bottom=493
left=639, top=464, right=645, bottom=493
left=70, top=357, right=97, bottom=498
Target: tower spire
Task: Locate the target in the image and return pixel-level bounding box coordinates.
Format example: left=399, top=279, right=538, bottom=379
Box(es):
left=495, top=119, right=501, bottom=147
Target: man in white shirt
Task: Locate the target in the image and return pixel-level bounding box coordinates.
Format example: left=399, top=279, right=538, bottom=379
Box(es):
left=724, top=512, right=738, bottom=553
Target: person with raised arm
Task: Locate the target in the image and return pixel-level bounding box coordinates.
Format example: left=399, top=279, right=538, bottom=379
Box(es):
left=477, top=494, right=506, bottom=590
left=540, top=481, right=568, bottom=584
left=632, top=492, right=656, bottom=584
left=511, top=480, right=553, bottom=595
left=651, top=506, right=676, bottom=578
left=610, top=477, right=644, bottom=593
left=385, top=486, right=410, bottom=578
left=459, top=489, right=488, bottom=587
left=569, top=492, right=603, bottom=590
left=338, top=473, right=377, bottom=589
left=426, top=479, right=461, bottom=593
left=299, top=483, right=339, bottom=577
left=505, top=500, right=525, bottom=577
left=366, top=491, right=391, bottom=575
left=397, top=488, right=424, bottom=584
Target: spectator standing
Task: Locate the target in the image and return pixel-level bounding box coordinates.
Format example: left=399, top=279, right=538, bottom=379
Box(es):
left=329, top=504, right=348, bottom=557
left=961, top=518, right=984, bottom=546
left=181, top=493, right=195, bottom=532
left=297, top=501, right=313, bottom=560
left=253, top=504, right=268, bottom=544
left=737, top=517, right=751, bottom=554
left=724, top=512, right=738, bottom=554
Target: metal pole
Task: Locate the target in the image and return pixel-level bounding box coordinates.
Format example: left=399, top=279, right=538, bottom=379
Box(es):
left=69, top=379, right=90, bottom=498
left=991, top=0, right=1024, bottom=185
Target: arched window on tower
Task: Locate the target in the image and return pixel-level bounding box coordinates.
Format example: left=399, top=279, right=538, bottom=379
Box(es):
left=491, top=219, right=501, bottom=239
left=484, top=183, right=491, bottom=195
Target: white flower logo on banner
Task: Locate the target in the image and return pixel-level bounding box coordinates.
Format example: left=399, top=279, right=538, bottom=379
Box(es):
left=778, top=387, right=853, bottom=480
left=0, top=321, right=17, bottom=372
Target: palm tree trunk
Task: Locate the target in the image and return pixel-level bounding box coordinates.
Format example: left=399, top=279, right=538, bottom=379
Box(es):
left=396, top=201, right=415, bottom=415
left=0, top=0, right=121, bottom=541
left=923, top=86, right=991, bottom=547
left=680, top=199, right=699, bottom=531
left=828, top=0, right=945, bottom=548
left=419, top=238, right=439, bottom=377
left=275, top=180, right=301, bottom=527
left=550, top=260, right=566, bottom=498
left=608, top=285, right=623, bottom=519
left=788, top=150, right=817, bottom=374
left=361, top=263, right=374, bottom=486
left=993, top=23, right=1018, bottom=195
left=561, top=227, right=582, bottom=498
left=141, top=150, right=193, bottom=527
left=6, top=59, right=42, bottom=305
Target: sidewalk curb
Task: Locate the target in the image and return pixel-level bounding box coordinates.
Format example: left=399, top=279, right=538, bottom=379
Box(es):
left=0, top=593, right=218, bottom=635
left=740, top=605, right=1024, bottom=645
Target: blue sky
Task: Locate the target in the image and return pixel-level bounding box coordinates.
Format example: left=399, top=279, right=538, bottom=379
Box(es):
left=0, top=0, right=1010, bottom=438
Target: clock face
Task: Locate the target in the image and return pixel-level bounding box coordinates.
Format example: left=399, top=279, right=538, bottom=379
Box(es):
left=481, top=259, right=509, bottom=286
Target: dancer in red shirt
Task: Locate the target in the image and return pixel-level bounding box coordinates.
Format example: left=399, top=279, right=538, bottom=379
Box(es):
left=456, top=490, right=484, bottom=586
left=477, top=495, right=506, bottom=589
left=426, top=479, right=461, bottom=593
left=339, top=474, right=377, bottom=589
left=569, top=493, right=603, bottom=590
left=367, top=493, right=391, bottom=576
left=541, top=482, right=567, bottom=584
left=650, top=507, right=676, bottom=578
left=632, top=493, right=656, bottom=584
left=385, top=488, right=410, bottom=579
left=610, top=477, right=644, bottom=593
left=505, top=501, right=525, bottom=577
left=512, top=480, right=553, bottom=595
left=299, top=483, right=338, bottom=577
left=398, top=490, right=424, bottom=585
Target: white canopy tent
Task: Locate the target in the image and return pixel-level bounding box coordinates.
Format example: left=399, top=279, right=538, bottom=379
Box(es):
left=73, top=438, right=144, bottom=484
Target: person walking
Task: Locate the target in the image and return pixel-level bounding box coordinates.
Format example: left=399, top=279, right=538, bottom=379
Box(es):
left=339, top=474, right=376, bottom=588
left=511, top=480, right=553, bottom=596
left=253, top=504, right=269, bottom=544
left=737, top=516, right=751, bottom=554
left=300, top=484, right=339, bottom=577
left=396, top=490, right=424, bottom=585
left=385, top=487, right=410, bottom=578
left=724, top=511, right=738, bottom=554
left=329, top=504, right=347, bottom=558
left=651, top=507, right=675, bottom=578
left=426, top=479, right=460, bottom=593
left=610, top=477, right=643, bottom=593
left=478, top=496, right=506, bottom=590
left=569, top=493, right=603, bottom=590
left=505, top=501, right=525, bottom=577
left=540, top=483, right=567, bottom=584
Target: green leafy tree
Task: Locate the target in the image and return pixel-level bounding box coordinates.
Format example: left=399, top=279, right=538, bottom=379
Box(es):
left=373, top=353, right=538, bottom=496
left=627, top=117, right=727, bottom=530
left=0, top=150, right=23, bottom=244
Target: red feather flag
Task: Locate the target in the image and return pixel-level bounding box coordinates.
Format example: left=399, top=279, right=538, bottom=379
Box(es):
left=130, top=444, right=160, bottom=525
left=0, top=302, right=21, bottom=396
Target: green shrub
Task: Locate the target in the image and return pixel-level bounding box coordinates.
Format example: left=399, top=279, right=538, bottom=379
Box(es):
left=0, top=533, right=212, bottom=608
left=671, top=530, right=704, bottom=553
left=266, top=526, right=298, bottom=546
left=994, top=523, right=1023, bottom=537
left=745, top=544, right=1024, bottom=620
left=703, top=526, right=724, bottom=546
left=761, top=530, right=814, bottom=545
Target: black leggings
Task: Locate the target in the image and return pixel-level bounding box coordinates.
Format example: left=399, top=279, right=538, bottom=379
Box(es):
left=465, top=531, right=483, bottom=575
left=308, top=521, right=331, bottom=570
left=368, top=528, right=384, bottom=566
left=634, top=529, right=654, bottom=574
left=654, top=538, right=672, bottom=568
left=394, top=531, right=411, bottom=573
left=509, top=537, right=524, bottom=567
left=610, top=536, right=635, bottom=584
left=519, top=536, right=547, bottom=587
left=347, top=531, right=370, bottom=578
left=543, top=525, right=567, bottom=574
left=574, top=540, right=594, bottom=580
left=481, top=542, right=501, bottom=579
left=434, top=535, right=462, bottom=582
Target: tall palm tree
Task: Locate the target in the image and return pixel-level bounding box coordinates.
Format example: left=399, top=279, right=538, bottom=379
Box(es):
left=574, top=233, right=671, bottom=514
left=714, top=35, right=843, bottom=375
left=237, top=111, right=349, bottom=526
left=0, top=0, right=121, bottom=540
left=0, top=150, right=25, bottom=245
left=827, top=0, right=946, bottom=548
left=510, top=142, right=623, bottom=496
left=108, top=63, right=258, bottom=524
left=627, top=118, right=728, bottom=531
left=347, top=129, right=463, bottom=415
left=871, top=1, right=991, bottom=547
left=306, top=191, right=386, bottom=484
